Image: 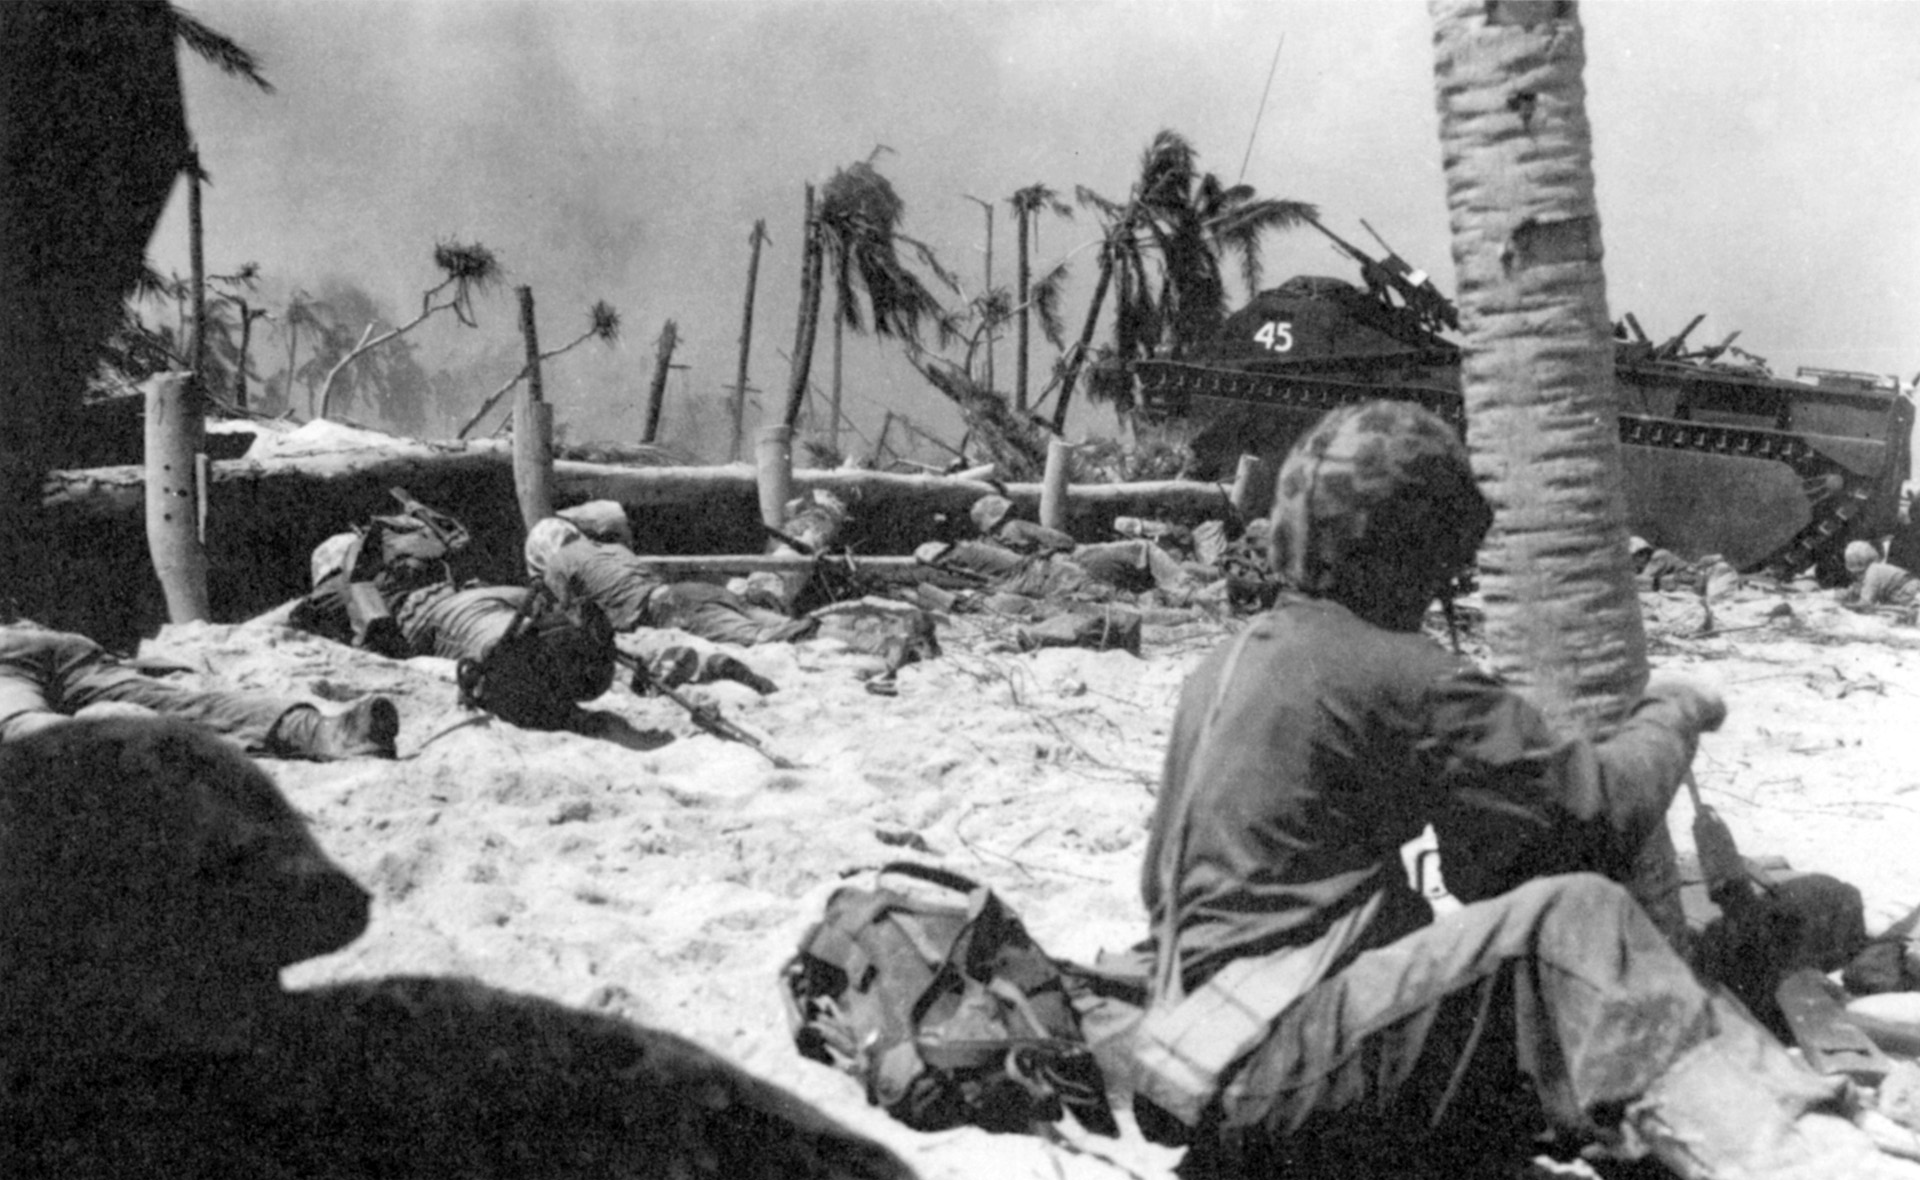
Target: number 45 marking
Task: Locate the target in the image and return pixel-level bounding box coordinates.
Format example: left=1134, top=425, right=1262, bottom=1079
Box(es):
left=1253, top=321, right=1294, bottom=352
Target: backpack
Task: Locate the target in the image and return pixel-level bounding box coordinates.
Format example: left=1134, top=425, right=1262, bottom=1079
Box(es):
left=457, top=588, right=616, bottom=731
left=780, top=862, right=1117, bottom=1138
left=361, top=487, right=473, bottom=598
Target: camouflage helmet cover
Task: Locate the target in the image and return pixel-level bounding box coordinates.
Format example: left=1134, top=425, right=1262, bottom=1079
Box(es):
left=525, top=516, right=585, bottom=580
left=1268, top=400, right=1491, bottom=604
left=969, top=494, right=1013, bottom=535
left=1844, top=540, right=1880, bottom=572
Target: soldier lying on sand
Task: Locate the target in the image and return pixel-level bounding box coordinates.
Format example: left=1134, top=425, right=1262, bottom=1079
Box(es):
left=288, top=493, right=616, bottom=732
left=526, top=508, right=938, bottom=690
left=0, top=619, right=396, bottom=760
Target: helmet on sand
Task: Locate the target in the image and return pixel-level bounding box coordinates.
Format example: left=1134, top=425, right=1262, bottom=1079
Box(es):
left=525, top=516, right=585, bottom=580
left=556, top=500, right=635, bottom=550
left=1267, top=400, right=1491, bottom=629
left=969, top=495, right=1013, bottom=535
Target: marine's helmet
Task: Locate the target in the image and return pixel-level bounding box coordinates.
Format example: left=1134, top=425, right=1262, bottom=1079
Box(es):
left=525, top=516, right=585, bottom=580
left=969, top=494, right=1014, bottom=535
left=1268, top=400, right=1491, bottom=630
left=556, top=500, right=635, bottom=550
left=1844, top=539, right=1880, bottom=576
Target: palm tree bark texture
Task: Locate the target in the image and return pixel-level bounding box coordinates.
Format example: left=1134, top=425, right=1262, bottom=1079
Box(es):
left=1431, top=0, right=1687, bottom=950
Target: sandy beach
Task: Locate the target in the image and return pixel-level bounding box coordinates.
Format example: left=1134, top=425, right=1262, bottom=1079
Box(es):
left=135, top=579, right=1920, bottom=1179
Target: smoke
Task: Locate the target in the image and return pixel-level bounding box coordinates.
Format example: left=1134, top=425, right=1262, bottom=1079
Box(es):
left=151, top=0, right=1920, bottom=457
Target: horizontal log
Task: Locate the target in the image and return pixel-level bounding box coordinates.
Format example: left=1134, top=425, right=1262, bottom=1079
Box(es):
left=44, top=445, right=1239, bottom=527
left=29, top=435, right=1247, bottom=646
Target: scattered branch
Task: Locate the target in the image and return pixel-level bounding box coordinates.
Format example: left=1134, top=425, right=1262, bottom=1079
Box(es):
left=455, top=301, right=621, bottom=439
left=313, top=240, right=501, bottom=421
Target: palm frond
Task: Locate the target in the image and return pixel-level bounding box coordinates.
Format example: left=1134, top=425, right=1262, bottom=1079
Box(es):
left=1029, top=262, right=1071, bottom=349
left=588, top=300, right=621, bottom=343
left=1075, top=185, right=1129, bottom=223
left=433, top=239, right=501, bottom=287
left=169, top=7, right=273, bottom=92
left=131, top=265, right=180, bottom=301
left=1209, top=198, right=1318, bottom=294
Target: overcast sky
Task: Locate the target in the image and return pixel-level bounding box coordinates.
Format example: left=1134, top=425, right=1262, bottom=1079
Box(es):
left=149, top=1, right=1920, bottom=457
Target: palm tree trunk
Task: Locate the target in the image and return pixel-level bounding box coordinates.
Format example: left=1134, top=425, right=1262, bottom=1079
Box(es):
left=642, top=319, right=677, bottom=444
left=1015, top=202, right=1031, bottom=413
left=1053, top=239, right=1114, bottom=433
left=730, top=220, right=767, bottom=461
left=830, top=296, right=844, bottom=454
left=782, top=184, right=822, bottom=431
left=1432, top=0, right=1685, bottom=950
left=236, top=300, right=254, bottom=410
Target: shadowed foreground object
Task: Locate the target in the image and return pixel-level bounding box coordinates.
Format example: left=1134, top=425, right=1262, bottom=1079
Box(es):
left=0, top=719, right=916, bottom=1180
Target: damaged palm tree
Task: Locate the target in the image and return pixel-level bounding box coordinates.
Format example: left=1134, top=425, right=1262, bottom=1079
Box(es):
left=784, top=155, right=949, bottom=432
left=902, top=351, right=1051, bottom=480
left=1054, top=131, right=1315, bottom=431
left=314, top=239, right=500, bottom=422
left=1007, top=183, right=1074, bottom=413
left=455, top=300, right=621, bottom=440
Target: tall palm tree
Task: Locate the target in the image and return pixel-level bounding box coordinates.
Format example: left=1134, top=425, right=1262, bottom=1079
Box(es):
left=1431, top=0, right=1685, bottom=949
left=782, top=156, right=947, bottom=431
left=1007, top=183, right=1073, bottom=413
left=1053, top=130, right=1314, bottom=431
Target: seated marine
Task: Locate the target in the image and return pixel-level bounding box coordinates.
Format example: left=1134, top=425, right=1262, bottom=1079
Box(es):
left=1129, top=400, right=1913, bottom=1179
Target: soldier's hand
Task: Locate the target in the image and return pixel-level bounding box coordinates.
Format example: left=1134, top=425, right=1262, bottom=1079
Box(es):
left=1644, top=673, right=1727, bottom=735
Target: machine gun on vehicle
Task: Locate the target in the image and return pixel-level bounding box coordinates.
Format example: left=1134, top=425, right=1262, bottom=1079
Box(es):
left=1303, top=215, right=1460, bottom=335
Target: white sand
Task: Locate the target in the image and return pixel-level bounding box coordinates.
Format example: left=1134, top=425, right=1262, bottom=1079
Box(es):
left=139, top=582, right=1920, bottom=1180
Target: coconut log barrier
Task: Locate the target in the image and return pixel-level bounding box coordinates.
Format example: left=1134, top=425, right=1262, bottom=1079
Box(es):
left=34, top=436, right=1248, bottom=648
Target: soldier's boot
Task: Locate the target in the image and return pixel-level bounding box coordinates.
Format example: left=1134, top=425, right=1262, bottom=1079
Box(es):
left=268, top=697, right=400, bottom=761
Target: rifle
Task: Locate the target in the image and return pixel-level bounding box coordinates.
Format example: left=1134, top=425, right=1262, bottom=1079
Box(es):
left=618, top=650, right=800, bottom=770
left=1303, top=215, right=1461, bottom=335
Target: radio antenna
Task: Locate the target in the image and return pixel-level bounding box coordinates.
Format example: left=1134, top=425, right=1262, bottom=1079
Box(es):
left=1237, top=32, right=1285, bottom=183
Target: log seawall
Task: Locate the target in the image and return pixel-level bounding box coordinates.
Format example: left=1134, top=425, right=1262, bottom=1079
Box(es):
left=35, top=439, right=1242, bottom=648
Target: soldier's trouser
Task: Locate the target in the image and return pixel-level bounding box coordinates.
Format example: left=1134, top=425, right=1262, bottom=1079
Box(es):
left=643, top=583, right=816, bottom=646
left=1185, top=873, right=1714, bottom=1176
left=0, top=630, right=292, bottom=750
left=1072, top=540, right=1195, bottom=594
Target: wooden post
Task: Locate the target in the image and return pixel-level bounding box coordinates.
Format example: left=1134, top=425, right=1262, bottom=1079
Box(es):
left=731, top=220, right=767, bottom=462
left=830, top=293, right=844, bottom=454
left=235, top=299, right=253, bottom=410
left=1014, top=198, right=1031, bottom=413
left=187, top=145, right=207, bottom=400
left=1039, top=438, right=1072, bottom=532
left=755, top=424, right=793, bottom=546
left=1228, top=453, right=1273, bottom=521
left=144, top=372, right=209, bottom=622
left=872, top=410, right=895, bottom=469
left=512, top=286, right=555, bottom=530
left=643, top=319, right=678, bottom=444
